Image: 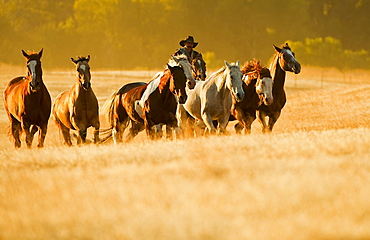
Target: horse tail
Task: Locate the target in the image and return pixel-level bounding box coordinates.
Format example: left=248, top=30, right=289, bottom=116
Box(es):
left=101, top=90, right=120, bottom=127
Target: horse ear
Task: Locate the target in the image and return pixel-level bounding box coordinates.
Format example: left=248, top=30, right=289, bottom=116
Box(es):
left=171, top=55, right=179, bottom=63
left=22, top=50, right=29, bottom=59
left=38, top=48, right=43, bottom=58
left=87, top=55, right=91, bottom=62
left=224, top=60, right=231, bottom=68
left=236, top=60, right=240, bottom=67
left=273, top=44, right=282, bottom=53
left=71, top=58, right=78, bottom=64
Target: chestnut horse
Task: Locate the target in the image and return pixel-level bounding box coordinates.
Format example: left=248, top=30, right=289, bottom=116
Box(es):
left=231, top=59, right=273, bottom=134
left=3, top=49, right=51, bottom=148
left=52, top=56, right=100, bottom=145
left=257, top=43, right=301, bottom=133
left=103, top=64, right=187, bottom=143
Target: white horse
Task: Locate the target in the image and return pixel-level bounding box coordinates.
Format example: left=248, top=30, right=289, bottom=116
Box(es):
left=178, top=61, right=245, bottom=135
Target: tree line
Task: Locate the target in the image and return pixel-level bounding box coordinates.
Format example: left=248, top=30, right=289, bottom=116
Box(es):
left=0, top=0, right=369, bottom=70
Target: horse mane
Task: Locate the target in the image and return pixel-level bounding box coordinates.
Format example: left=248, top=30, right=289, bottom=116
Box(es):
left=24, top=51, right=41, bottom=62
left=158, top=68, right=171, bottom=92
left=168, top=54, right=188, bottom=67
left=242, top=59, right=269, bottom=84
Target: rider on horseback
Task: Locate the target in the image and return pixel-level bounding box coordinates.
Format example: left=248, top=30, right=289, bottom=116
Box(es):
left=174, top=36, right=207, bottom=80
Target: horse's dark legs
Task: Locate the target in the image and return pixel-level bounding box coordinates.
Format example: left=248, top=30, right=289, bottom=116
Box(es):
left=234, top=122, right=244, bottom=134
left=10, top=116, right=22, bottom=148
left=126, top=121, right=144, bottom=141
left=23, top=122, right=34, bottom=148
left=93, top=123, right=100, bottom=144
left=78, top=130, right=87, bottom=144
left=257, top=110, right=268, bottom=133
left=267, top=111, right=281, bottom=132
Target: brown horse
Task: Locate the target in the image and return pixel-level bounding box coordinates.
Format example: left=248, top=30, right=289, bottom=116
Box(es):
left=103, top=64, right=187, bottom=143
left=231, top=59, right=273, bottom=134
left=52, top=56, right=100, bottom=145
left=257, top=43, right=301, bottom=133
left=192, top=57, right=206, bottom=80
left=102, top=81, right=146, bottom=144
left=3, top=49, right=51, bottom=148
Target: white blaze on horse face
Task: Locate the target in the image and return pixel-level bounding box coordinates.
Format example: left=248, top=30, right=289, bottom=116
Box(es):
left=79, top=64, right=86, bottom=72
left=256, top=77, right=273, bottom=105
left=28, top=60, right=37, bottom=81
left=227, top=64, right=244, bottom=102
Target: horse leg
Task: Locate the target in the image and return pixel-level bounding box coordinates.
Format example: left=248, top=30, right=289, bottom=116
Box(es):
left=233, top=109, right=246, bottom=134
left=257, top=110, right=268, bottom=133
left=77, top=129, right=87, bottom=145
left=267, top=111, right=281, bottom=132
left=93, top=122, right=100, bottom=144
left=23, top=121, right=33, bottom=148
left=216, top=114, right=230, bottom=135
left=243, top=113, right=257, bottom=134
left=126, top=121, right=144, bottom=141
left=10, top=116, right=22, bottom=148
left=36, top=124, right=48, bottom=148
left=201, top=112, right=216, bottom=134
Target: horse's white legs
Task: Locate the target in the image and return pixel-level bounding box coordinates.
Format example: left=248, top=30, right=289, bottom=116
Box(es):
left=201, top=112, right=216, bottom=134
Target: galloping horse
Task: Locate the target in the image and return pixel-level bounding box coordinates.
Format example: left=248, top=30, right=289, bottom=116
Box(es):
left=102, top=82, right=146, bottom=144
left=257, top=43, right=301, bottom=132
left=4, top=49, right=51, bottom=148
left=103, top=64, right=187, bottom=143
left=231, top=59, right=273, bottom=134
left=178, top=61, right=244, bottom=134
left=52, top=56, right=100, bottom=145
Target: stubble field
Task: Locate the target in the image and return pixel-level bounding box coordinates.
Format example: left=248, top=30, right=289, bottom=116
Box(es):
left=0, top=64, right=370, bottom=240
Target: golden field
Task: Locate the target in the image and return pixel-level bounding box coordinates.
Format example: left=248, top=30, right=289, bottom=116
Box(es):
left=0, top=64, right=370, bottom=240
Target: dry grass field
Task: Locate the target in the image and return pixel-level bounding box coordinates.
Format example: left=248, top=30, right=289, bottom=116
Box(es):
left=0, top=64, right=370, bottom=240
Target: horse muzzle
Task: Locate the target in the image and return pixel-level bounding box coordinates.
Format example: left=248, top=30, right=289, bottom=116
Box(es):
left=82, top=82, right=91, bottom=90
left=30, top=82, right=40, bottom=92
left=234, top=91, right=245, bottom=102
left=178, top=95, right=188, bottom=104
left=262, top=94, right=274, bottom=106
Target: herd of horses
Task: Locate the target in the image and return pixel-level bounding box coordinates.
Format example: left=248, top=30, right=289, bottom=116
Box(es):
left=3, top=43, right=301, bottom=148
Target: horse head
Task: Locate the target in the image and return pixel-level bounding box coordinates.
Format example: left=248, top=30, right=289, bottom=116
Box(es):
left=256, top=68, right=273, bottom=106
left=274, top=43, right=301, bottom=74
left=167, top=64, right=187, bottom=104
left=171, top=55, right=196, bottom=89
left=225, top=60, right=244, bottom=102
left=71, top=55, right=91, bottom=90
left=192, top=58, right=206, bottom=81
left=22, top=49, right=43, bottom=92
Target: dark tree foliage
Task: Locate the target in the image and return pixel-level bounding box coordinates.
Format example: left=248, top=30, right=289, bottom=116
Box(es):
left=0, top=0, right=369, bottom=69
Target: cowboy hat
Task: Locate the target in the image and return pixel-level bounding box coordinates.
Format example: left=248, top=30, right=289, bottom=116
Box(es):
left=179, top=36, right=198, bottom=48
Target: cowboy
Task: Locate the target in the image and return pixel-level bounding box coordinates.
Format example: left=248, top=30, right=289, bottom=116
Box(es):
left=174, top=36, right=207, bottom=80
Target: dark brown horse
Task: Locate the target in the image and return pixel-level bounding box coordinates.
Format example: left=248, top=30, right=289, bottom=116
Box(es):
left=192, top=57, right=206, bottom=80
left=231, top=59, right=273, bottom=134
left=103, top=65, right=187, bottom=143
left=3, top=49, right=51, bottom=148
left=257, top=43, right=301, bottom=133
left=52, top=56, right=100, bottom=145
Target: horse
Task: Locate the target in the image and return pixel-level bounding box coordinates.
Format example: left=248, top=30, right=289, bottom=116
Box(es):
left=103, top=64, right=187, bottom=143
left=102, top=82, right=146, bottom=144
left=257, top=43, right=301, bottom=133
left=192, top=57, right=206, bottom=80
left=230, top=59, right=274, bottom=134
left=3, top=49, right=51, bottom=148
left=178, top=61, right=245, bottom=135
left=52, top=55, right=100, bottom=146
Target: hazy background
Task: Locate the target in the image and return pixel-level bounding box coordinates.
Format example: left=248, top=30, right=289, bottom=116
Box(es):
left=0, top=0, right=369, bottom=70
